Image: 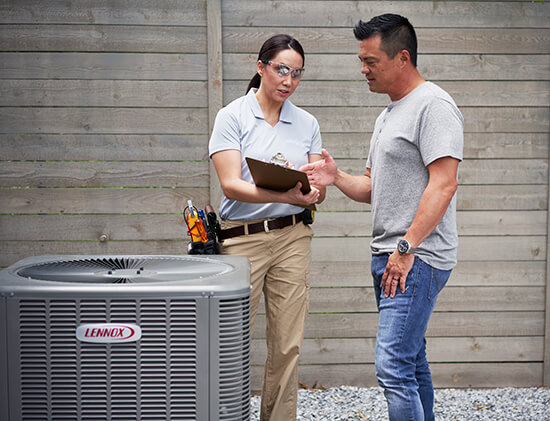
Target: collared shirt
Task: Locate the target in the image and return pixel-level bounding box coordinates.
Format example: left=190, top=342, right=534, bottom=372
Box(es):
left=209, top=89, right=322, bottom=221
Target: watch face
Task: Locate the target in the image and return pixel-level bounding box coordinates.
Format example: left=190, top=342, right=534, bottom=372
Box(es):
left=398, top=240, right=409, bottom=254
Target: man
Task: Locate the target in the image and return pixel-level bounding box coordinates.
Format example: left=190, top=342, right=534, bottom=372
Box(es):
left=300, top=14, right=464, bottom=421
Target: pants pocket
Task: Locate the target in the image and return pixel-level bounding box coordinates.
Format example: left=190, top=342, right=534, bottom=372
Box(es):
left=428, top=266, right=452, bottom=305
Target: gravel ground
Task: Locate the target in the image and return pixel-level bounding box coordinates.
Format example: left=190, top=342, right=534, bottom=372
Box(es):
left=250, top=386, right=550, bottom=420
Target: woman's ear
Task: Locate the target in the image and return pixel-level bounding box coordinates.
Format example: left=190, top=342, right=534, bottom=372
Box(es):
left=256, top=60, right=264, bottom=78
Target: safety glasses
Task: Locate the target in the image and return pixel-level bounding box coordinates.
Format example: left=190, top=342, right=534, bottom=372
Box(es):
left=261, top=60, right=305, bottom=79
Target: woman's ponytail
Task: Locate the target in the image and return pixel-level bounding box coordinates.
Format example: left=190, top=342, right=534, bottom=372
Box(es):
left=246, top=72, right=262, bottom=94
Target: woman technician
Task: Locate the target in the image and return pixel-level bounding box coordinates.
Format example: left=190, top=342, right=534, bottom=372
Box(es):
left=208, top=34, right=325, bottom=421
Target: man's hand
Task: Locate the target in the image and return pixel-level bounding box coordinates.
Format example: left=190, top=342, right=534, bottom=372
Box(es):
left=382, top=251, right=415, bottom=298
left=299, top=149, right=338, bottom=187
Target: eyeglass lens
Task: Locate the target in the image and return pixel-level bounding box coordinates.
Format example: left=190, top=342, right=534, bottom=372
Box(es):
left=269, top=61, right=303, bottom=79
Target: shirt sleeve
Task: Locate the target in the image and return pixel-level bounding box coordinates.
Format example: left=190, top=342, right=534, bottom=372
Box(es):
left=418, top=97, right=464, bottom=166
left=208, top=106, right=242, bottom=157
left=309, top=117, right=322, bottom=155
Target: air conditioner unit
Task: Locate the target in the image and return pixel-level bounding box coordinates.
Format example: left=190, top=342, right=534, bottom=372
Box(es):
left=0, top=254, right=251, bottom=421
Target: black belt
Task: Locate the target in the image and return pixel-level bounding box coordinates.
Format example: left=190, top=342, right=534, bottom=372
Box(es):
left=219, top=213, right=303, bottom=240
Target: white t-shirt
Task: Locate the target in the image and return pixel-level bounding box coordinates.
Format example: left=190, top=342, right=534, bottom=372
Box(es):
left=209, top=89, right=322, bottom=221
left=367, top=81, right=464, bottom=270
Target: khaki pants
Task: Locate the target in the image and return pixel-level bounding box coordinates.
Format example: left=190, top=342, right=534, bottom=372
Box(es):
left=220, top=218, right=313, bottom=421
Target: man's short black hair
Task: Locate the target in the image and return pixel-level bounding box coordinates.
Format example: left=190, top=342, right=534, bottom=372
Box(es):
left=354, top=14, right=418, bottom=67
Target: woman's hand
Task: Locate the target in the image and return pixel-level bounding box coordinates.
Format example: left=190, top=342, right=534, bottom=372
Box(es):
left=287, top=182, right=320, bottom=206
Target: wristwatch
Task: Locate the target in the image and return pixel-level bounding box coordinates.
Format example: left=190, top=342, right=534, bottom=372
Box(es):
left=397, top=239, right=416, bottom=255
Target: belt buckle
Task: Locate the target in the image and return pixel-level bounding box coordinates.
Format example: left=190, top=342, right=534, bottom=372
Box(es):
left=263, top=220, right=270, bottom=232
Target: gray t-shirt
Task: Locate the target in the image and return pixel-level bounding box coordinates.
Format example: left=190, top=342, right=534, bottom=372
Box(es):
left=366, top=81, right=464, bottom=270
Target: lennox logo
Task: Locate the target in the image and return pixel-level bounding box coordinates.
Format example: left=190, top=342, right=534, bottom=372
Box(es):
left=76, top=323, right=142, bottom=344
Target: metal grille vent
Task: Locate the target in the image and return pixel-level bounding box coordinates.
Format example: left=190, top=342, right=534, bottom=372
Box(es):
left=16, top=256, right=232, bottom=284
left=217, top=296, right=251, bottom=420
left=18, top=298, right=199, bottom=421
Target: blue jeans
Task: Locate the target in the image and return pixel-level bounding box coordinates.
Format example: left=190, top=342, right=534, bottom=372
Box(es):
left=371, top=254, right=451, bottom=421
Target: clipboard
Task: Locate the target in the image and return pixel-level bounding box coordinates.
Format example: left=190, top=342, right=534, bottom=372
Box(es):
left=246, top=157, right=316, bottom=210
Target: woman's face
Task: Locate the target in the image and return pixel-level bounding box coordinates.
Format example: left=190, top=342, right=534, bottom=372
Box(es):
left=257, top=48, right=304, bottom=104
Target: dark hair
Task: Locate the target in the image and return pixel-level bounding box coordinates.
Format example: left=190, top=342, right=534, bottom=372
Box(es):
left=246, top=34, right=305, bottom=94
left=353, top=14, right=418, bottom=67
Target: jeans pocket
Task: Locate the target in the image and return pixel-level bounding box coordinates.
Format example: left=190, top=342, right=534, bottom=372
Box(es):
left=428, top=266, right=452, bottom=305
left=404, top=257, right=421, bottom=297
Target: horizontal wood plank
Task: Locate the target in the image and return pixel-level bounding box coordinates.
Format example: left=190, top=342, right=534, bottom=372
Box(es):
left=0, top=187, right=209, bottom=214
left=0, top=53, right=207, bottom=80
left=222, top=1, right=549, bottom=28
left=0, top=80, right=208, bottom=107
left=0, top=161, right=208, bottom=187
left=253, top=311, right=545, bottom=339
left=305, top=285, right=546, bottom=312
left=0, top=214, right=187, bottom=242
left=0, top=134, right=209, bottom=161
left=4, top=228, right=543, bottom=264
left=311, top=236, right=545, bottom=262
left=0, top=25, right=206, bottom=53
left=251, top=363, right=543, bottom=390
left=344, top=260, right=544, bottom=288
left=251, top=336, right=543, bottom=364
left=312, top=210, right=546, bottom=237
left=456, top=210, right=547, bottom=236
left=253, top=286, right=546, bottom=313
left=462, top=133, right=549, bottom=159
left=1, top=212, right=544, bottom=243
left=2, top=159, right=544, bottom=187
left=457, top=185, right=548, bottom=211
left=0, top=107, right=207, bottom=134
left=299, top=106, right=550, bottom=133
left=308, top=260, right=546, bottom=288
left=223, top=27, right=550, bottom=54
left=0, top=0, right=206, bottom=25
left=429, top=363, right=543, bottom=388
left=3, top=185, right=540, bottom=214
left=225, top=80, right=550, bottom=107
left=327, top=158, right=548, bottom=186
left=318, top=184, right=549, bottom=211
left=224, top=53, right=550, bottom=81
left=0, top=240, right=190, bottom=267
left=317, top=133, right=549, bottom=160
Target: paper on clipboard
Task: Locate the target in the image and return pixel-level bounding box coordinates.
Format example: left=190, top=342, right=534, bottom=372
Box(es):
left=245, top=157, right=316, bottom=210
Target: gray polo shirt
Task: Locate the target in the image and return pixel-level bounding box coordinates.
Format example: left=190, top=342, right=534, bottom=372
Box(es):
left=209, top=89, right=322, bottom=221
left=367, top=81, right=464, bottom=270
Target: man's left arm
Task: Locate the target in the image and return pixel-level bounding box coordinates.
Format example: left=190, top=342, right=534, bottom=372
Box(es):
left=382, top=156, right=460, bottom=298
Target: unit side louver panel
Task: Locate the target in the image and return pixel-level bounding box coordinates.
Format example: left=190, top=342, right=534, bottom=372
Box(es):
left=217, top=296, right=251, bottom=421
left=109, top=301, right=140, bottom=420
left=169, top=300, right=200, bottom=420
left=79, top=300, right=109, bottom=420
left=19, top=300, right=49, bottom=421
left=18, top=298, right=199, bottom=421
left=51, top=300, right=79, bottom=421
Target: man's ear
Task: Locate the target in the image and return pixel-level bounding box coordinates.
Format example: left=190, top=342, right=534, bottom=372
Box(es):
left=399, top=49, right=410, bottom=67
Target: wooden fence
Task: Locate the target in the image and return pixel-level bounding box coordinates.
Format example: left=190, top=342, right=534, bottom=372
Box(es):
left=1, top=0, right=549, bottom=391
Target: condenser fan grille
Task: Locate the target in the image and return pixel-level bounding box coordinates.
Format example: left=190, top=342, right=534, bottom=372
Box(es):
left=16, top=256, right=233, bottom=284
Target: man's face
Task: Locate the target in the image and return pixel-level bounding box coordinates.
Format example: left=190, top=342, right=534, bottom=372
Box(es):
left=358, top=35, right=402, bottom=95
